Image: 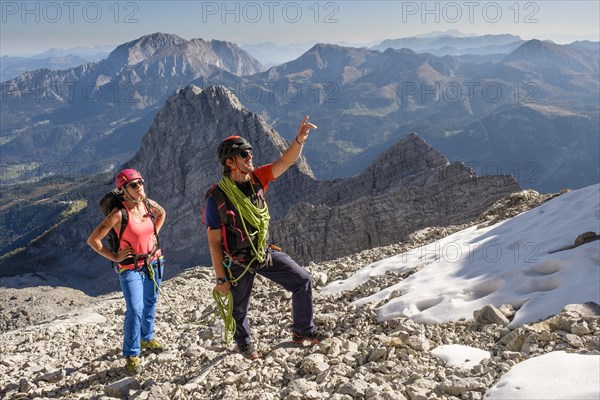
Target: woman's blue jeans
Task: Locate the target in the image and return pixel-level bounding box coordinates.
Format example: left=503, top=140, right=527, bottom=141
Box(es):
left=119, top=265, right=161, bottom=357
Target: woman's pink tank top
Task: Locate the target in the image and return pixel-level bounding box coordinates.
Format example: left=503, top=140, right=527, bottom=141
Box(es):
left=119, top=203, right=157, bottom=267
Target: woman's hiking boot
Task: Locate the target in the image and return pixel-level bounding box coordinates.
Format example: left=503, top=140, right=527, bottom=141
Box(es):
left=141, top=339, right=164, bottom=352
left=125, top=356, right=142, bottom=375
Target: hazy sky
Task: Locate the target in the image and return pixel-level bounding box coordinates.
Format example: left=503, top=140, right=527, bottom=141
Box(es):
left=1, top=0, right=599, bottom=55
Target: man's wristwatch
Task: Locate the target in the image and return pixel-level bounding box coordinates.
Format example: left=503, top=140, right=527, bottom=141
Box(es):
left=216, top=277, right=228, bottom=285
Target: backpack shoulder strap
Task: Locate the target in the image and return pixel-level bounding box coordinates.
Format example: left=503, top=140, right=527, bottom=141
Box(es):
left=203, top=184, right=232, bottom=257
left=250, top=172, right=267, bottom=201
left=141, top=198, right=163, bottom=278
left=118, top=207, right=128, bottom=239
left=143, top=198, right=157, bottom=220
left=105, top=206, right=128, bottom=271
left=204, top=184, right=228, bottom=226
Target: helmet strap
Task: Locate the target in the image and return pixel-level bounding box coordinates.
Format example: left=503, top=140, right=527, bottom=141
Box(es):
left=227, top=158, right=252, bottom=183
left=123, top=189, right=143, bottom=204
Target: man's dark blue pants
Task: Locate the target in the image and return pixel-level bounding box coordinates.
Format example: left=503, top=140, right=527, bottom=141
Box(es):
left=229, top=250, right=315, bottom=345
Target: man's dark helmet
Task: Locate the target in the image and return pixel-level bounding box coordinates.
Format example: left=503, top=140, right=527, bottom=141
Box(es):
left=218, top=136, right=252, bottom=165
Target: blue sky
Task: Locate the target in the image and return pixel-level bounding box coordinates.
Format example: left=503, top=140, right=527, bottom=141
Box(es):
left=1, top=0, right=599, bottom=55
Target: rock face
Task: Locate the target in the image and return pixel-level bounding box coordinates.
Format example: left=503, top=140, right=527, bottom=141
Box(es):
left=125, top=84, right=314, bottom=266
left=271, top=134, right=519, bottom=263
left=0, top=85, right=519, bottom=294
left=117, top=85, right=510, bottom=267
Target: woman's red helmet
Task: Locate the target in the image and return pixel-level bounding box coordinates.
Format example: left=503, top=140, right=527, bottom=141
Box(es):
left=116, top=169, right=143, bottom=190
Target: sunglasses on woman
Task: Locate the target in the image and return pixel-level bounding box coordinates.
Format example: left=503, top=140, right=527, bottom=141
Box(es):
left=127, top=180, right=144, bottom=189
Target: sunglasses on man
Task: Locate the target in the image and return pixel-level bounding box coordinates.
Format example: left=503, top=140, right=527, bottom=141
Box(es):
left=127, top=180, right=144, bottom=189
left=238, top=150, right=253, bottom=159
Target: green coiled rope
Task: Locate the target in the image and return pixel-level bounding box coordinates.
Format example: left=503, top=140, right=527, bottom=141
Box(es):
left=146, top=263, right=216, bottom=327
left=212, top=288, right=235, bottom=343
left=218, top=175, right=270, bottom=264
left=213, top=175, right=271, bottom=343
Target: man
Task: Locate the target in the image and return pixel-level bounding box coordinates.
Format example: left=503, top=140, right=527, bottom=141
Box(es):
left=203, top=116, right=323, bottom=359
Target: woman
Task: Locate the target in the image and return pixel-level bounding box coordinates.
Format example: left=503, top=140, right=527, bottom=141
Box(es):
left=87, top=168, right=166, bottom=374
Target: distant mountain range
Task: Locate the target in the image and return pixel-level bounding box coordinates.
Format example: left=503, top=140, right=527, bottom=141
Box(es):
left=2, top=32, right=599, bottom=193
left=1, top=33, right=264, bottom=173
left=1, top=46, right=114, bottom=82
left=223, top=39, right=599, bottom=192
left=239, top=32, right=561, bottom=66
left=240, top=42, right=315, bottom=68
left=371, top=33, right=525, bottom=55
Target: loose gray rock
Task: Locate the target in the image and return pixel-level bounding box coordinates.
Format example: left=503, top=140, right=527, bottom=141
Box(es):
left=573, top=231, right=600, bottom=247
left=474, top=305, right=510, bottom=326
left=104, top=377, right=141, bottom=398
left=1, top=194, right=597, bottom=400
left=301, top=353, right=331, bottom=375
left=406, top=378, right=440, bottom=400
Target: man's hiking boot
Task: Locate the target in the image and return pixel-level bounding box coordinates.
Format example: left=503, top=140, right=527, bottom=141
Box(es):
left=292, top=330, right=325, bottom=345
left=237, top=342, right=259, bottom=360
left=141, top=339, right=164, bottom=352
left=125, top=356, right=142, bottom=375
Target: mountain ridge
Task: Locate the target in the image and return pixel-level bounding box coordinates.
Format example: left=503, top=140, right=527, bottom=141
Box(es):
left=2, top=33, right=598, bottom=195
left=1, top=34, right=264, bottom=170
left=371, top=33, right=523, bottom=55
left=104, top=32, right=188, bottom=70
left=503, top=39, right=597, bottom=73
left=0, top=85, right=519, bottom=294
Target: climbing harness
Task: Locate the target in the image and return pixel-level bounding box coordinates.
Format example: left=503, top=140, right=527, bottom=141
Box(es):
left=217, top=175, right=270, bottom=265
left=217, top=174, right=270, bottom=279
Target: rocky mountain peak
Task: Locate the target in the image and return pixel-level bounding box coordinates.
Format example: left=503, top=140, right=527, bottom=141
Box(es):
left=271, top=129, right=519, bottom=262
left=1, top=34, right=265, bottom=171
left=123, top=84, right=314, bottom=266
left=104, top=32, right=187, bottom=70
left=359, top=132, right=449, bottom=187
left=503, top=39, right=593, bottom=72
left=269, top=43, right=376, bottom=79
left=129, top=84, right=311, bottom=180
